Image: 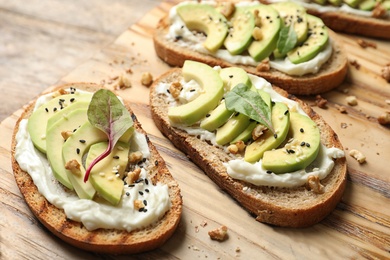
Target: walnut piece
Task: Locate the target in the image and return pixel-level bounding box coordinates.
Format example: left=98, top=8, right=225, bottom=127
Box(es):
left=256, top=59, right=270, bottom=72
left=357, top=39, right=377, bottom=49
left=227, top=144, right=239, bottom=154
left=169, top=82, right=182, bottom=99
left=134, top=199, right=145, bottom=210
left=141, top=72, right=153, bottom=87
left=346, top=96, right=358, bottom=106
left=252, top=124, right=267, bottom=140
left=61, top=130, right=73, bottom=141
left=65, top=159, right=81, bottom=176
left=315, top=95, right=328, bottom=109
left=306, top=175, right=325, bottom=194
left=335, top=104, right=347, bottom=114
left=372, top=2, right=387, bottom=18
left=117, top=73, right=132, bottom=89
left=129, top=151, right=143, bottom=164
left=219, top=2, right=235, bottom=18
left=349, top=149, right=366, bottom=164
left=208, top=225, right=228, bottom=241
left=125, top=168, right=141, bottom=184
left=378, top=112, right=390, bottom=125
left=381, top=64, right=390, bottom=82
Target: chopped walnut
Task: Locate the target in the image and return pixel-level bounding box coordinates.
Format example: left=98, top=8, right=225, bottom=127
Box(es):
left=346, top=96, right=358, bottom=106
left=235, top=140, right=246, bottom=153
left=350, top=60, right=360, bottom=70
left=129, top=151, right=143, bottom=164
left=357, top=39, right=377, bottom=49
left=252, top=124, right=267, bottom=140
left=208, top=225, right=228, bottom=241
left=252, top=27, right=263, bottom=41
left=315, top=95, right=328, bottom=109
left=219, top=2, right=235, bottom=18
left=61, top=130, right=73, bottom=141
left=141, top=72, right=153, bottom=87
left=256, top=59, right=270, bottom=72
left=381, top=64, right=390, bottom=82
left=125, top=168, right=141, bottom=184
left=349, top=149, right=366, bottom=164
left=227, top=144, right=239, bottom=154
left=378, top=111, right=390, bottom=125
left=117, top=73, right=132, bottom=89
left=306, top=175, right=325, bottom=194
left=65, top=160, right=81, bottom=176
left=372, top=2, right=387, bottom=18
left=335, top=104, right=347, bottom=114
left=134, top=199, right=145, bottom=210
left=169, top=82, right=182, bottom=99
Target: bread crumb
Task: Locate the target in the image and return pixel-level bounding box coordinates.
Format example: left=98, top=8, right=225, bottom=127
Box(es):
left=381, top=64, right=390, bottom=82
left=340, top=122, right=348, bottom=129
left=335, top=104, right=347, bottom=114
left=315, top=95, right=328, bottom=109
left=350, top=60, right=360, bottom=70
left=378, top=111, right=390, bottom=125
left=346, top=96, right=358, bottom=106
left=235, top=247, right=241, bottom=253
left=349, top=149, right=366, bottom=164
left=252, top=124, right=267, bottom=140
left=200, top=220, right=208, bottom=227
left=357, top=39, right=377, bottom=49
left=141, top=72, right=153, bottom=87
left=306, top=175, right=325, bottom=194
left=208, top=225, right=228, bottom=241
left=195, top=225, right=199, bottom=233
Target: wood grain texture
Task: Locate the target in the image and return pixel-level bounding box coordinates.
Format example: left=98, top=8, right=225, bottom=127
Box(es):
left=1, top=0, right=390, bottom=259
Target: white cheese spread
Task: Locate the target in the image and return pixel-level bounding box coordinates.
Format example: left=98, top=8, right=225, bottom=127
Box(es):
left=166, top=1, right=333, bottom=76
left=157, top=69, right=345, bottom=188
left=15, top=91, right=170, bottom=231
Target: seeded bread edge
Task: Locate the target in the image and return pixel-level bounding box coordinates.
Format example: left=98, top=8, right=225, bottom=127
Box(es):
left=11, top=82, right=183, bottom=254
left=149, top=68, right=347, bottom=228
left=153, top=14, right=348, bottom=96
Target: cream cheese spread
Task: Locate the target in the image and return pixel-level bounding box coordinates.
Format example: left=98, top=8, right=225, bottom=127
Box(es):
left=15, top=90, right=170, bottom=231
left=166, top=1, right=333, bottom=76
left=157, top=68, right=345, bottom=188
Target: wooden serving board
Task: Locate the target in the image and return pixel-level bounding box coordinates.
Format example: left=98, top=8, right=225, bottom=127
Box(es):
left=1, top=1, right=390, bottom=259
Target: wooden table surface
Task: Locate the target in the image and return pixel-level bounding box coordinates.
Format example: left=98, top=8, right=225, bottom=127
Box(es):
left=1, top=0, right=390, bottom=259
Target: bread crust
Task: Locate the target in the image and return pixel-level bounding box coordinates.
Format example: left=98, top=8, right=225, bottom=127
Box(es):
left=261, top=0, right=390, bottom=39
left=153, top=13, right=348, bottom=96
left=11, top=82, right=182, bottom=254
left=149, top=68, right=347, bottom=228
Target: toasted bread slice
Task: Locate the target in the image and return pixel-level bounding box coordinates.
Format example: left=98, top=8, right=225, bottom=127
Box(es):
left=149, top=68, right=347, bottom=228
left=261, top=0, right=390, bottom=40
left=11, top=82, right=182, bottom=254
left=153, top=7, right=348, bottom=96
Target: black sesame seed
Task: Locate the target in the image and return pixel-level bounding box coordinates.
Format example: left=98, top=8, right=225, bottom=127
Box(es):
left=289, top=149, right=295, bottom=154
left=128, top=184, right=135, bottom=187
left=175, top=35, right=183, bottom=41
left=45, top=108, right=49, bottom=112
left=143, top=208, right=148, bottom=213
left=145, top=188, right=150, bottom=193
left=70, top=98, right=75, bottom=102
left=79, top=139, right=86, bottom=143
left=284, top=110, right=289, bottom=115
left=113, top=155, right=120, bottom=159
left=139, top=191, right=144, bottom=196
left=205, top=114, right=210, bottom=118
left=126, top=192, right=130, bottom=196
left=266, top=170, right=272, bottom=174
left=229, top=75, right=233, bottom=78
left=76, top=148, right=80, bottom=154
left=306, top=143, right=311, bottom=148
left=300, top=141, right=306, bottom=146
left=143, top=200, right=147, bottom=206
left=274, top=134, right=278, bottom=139
left=155, top=160, right=159, bottom=166
left=145, top=179, right=149, bottom=185
left=300, top=128, right=304, bottom=133
left=235, top=112, right=240, bottom=116
left=190, top=89, right=196, bottom=92
left=167, top=89, right=170, bottom=94
left=138, top=208, right=145, bottom=212
left=59, top=98, right=65, bottom=103
left=53, top=107, right=57, bottom=112
left=135, top=178, right=144, bottom=183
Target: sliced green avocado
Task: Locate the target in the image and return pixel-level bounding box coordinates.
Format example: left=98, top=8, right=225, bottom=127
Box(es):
left=313, top=0, right=327, bottom=4
left=62, top=121, right=134, bottom=200
left=247, top=4, right=282, bottom=61
left=383, top=0, right=390, bottom=10
left=244, top=102, right=290, bottom=163
left=46, top=101, right=89, bottom=131
left=287, top=15, right=328, bottom=64
left=358, top=0, right=376, bottom=10
left=176, top=3, right=228, bottom=52
left=230, top=90, right=272, bottom=144
left=262, top=112, right=321, bottom=174
left=200, top=67, right=252, bottom=132
left=271, top=2, right=308, bottom=45
left=216, top=112, right=251, bottom=145
left=168, top=61, right=224, bottom=126
left=224, top=7, right=255, bottom=55
left=27, top=92, right=92, bottom=153
left=343, top=0, right=363, bottom=8
left=46, top=108, right=88, bottom=190
left=327, top=0, right=343, bottom=6
left=86, top=141, right=129, bottom=205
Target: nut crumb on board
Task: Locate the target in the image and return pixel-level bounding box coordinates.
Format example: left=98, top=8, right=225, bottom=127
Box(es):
left=335, top=104, right=347, bottom=114
left=141, top=72, right=153, bottom=87
left=350, top=59, right=361, bottom=70
left=357, top=39, right=377, bottom=49
left=349, top=149, right=366, bottom=164
left=315, top=95, right=327, bottom=109
left=346, top=96, right=358, bottom=106
left=378, top=112, right=390, bottom=125
left=208, top=225, right=228, bottom=241
left=382, top=64, right=390, bottom=82
left=200, top=220, right=208, bottom=227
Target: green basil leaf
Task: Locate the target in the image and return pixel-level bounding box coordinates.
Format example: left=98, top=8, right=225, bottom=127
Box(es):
left=225, top=84, right=274, bottom=134
left=277, top=25, right=297, bottom=55
left=84, top=89, right=133, bottom=182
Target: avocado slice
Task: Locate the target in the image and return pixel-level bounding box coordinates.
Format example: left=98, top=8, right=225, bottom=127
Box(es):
left=244, top=102, right=290, bottom=163
left=343, top=0, right=363, bottom=8
left=62, top=121, right=134, bottom=200
left=358, top=0, right=376, bottom=10
left=200, top=67, right=252, bottom=132
left=247, top=4, right=282, bottom=61
left=328, top=0, right=343, bottom=6
left=271, top=2, right=308, bottom=45
left=27, top=92, right=92, bottom=153
left=86, top=141, right=129, bottom=205
left=46, top=101, right=90, bottom=131
left=176, top=3, right=229, bottom=52
left=262, top=112, right=321, bottom=174
left=216, top=113, right=251, bottom=145
left=46, top=108, right=88, bottom=190
left=224, top=7, right=255, bottom=55
left=168, top=61, right=224, bottom=126
left=287, top=15, right=328, bottom=64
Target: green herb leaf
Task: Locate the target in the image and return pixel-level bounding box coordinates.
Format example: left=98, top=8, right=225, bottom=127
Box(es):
left=84, top=89, right=133, bottom=182
left=277, top=24, right=297, bottom=55
left=225, top=84, right=274, bottom=134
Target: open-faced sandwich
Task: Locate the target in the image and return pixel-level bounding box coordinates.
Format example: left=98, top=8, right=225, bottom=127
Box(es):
left=150, top=60, right=347, bottom=227
left=11, top=83, right=182, bottom=254
left=260, top=0, right=390, bottom=39
left=153, top=0, right=348, bottom=95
